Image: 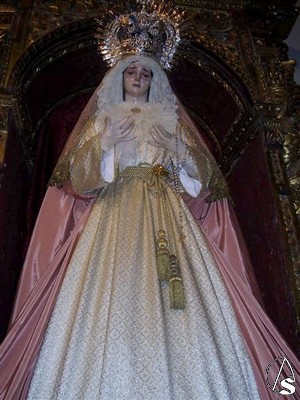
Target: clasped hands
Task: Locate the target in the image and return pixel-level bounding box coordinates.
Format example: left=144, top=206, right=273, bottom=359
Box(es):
left=101, top=116, right=185, bottom=155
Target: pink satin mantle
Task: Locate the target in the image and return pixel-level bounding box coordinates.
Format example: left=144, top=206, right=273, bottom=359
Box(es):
left=0, top=187, right=299, bottom=399
left=0, top=188, right=94, bottom=400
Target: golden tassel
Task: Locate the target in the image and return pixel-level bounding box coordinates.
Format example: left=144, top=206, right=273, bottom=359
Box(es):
left=156, top=229, right=170, bottom=281
left=169, top=254, right=186, bottom=310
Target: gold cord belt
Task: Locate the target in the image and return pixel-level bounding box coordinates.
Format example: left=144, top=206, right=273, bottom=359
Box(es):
left=118, top=163, right=168, bottom=183
left=118, top=164, right=186, bottom=310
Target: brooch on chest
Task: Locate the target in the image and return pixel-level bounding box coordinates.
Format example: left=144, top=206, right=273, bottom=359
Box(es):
left=130, top=107, right=141, bottom=113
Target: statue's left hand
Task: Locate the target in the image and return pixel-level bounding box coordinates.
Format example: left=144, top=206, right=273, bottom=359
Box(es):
left=148, top=124, right=185, bottom=154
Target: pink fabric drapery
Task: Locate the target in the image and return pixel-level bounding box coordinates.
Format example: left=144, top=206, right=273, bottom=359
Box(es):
left=184, top=193, right=300, bottom=400
left=0, top=188, right=94, bottom=400
left=1, top=186, right=299, bottom=399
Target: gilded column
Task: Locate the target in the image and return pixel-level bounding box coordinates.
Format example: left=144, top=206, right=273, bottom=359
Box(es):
left=255, top=41, right=300, bottom=328
left=0, top=3, right=16, bottom=187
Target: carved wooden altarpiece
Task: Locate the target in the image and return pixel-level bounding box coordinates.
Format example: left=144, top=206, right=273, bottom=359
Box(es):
left=0, top=0, right=299, bottom=355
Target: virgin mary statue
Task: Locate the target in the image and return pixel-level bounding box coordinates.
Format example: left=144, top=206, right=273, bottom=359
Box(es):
left=1, top=4, right=300, bottom=400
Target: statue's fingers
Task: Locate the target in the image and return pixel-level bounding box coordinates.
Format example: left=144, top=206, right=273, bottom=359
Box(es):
left=122, top=124, right=135, bottom=136
left=127, top=121, right=135, bottom=131
left=121, top=135, right=136, bottom=142
left=150, top=136, right=162, bottom=146
left=119, top=116, right=134, bottom=129
left=121, top=122, right=135, bottom=134
left=149, top=128, right=161, bottom=141
left=147, top=140, right=160, bottom=148
left=152, top=126, right=170, bottom=142
left=150, top=124, right=160, bottom=135
left=157, top=125, right=172, bottom=138
left=119, top=116, right=130, bottom=125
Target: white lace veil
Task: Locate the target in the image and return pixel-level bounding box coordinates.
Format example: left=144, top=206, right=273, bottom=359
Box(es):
left=95, top=55, right=177, bottom=118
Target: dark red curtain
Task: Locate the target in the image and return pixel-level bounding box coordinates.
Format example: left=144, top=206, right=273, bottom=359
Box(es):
left=0, top=94, right=91, bottom=340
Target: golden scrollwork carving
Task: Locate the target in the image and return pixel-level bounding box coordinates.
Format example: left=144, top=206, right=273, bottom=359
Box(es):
left=262, top=112, right=300, bottom=278
left=0, top=4, right=15, bottom=187
left=180, top=9, right=266, bottom=102
left=27, top=0, right=106, bottom=47
left=262, top=110, right=300, bottom=336
left=177, top=0, right=249, bottom=10
left=183, top=11, right=239, bottom=66
left=0, top=4, right=15, bottom=87
left=258, top=46, right=296, bottom=102
left=267, top=148, right=300, bottom=297
left=283, top=106, right=300, bottom=220
left=184, top=9, right=233, bottom=32
left=0, top=93, right=15, bottom=187
left=253, top=35, right=300, bottom=256
left=258, top=44, right=300, bottom=229
left=0, top=4, right=15, bottom=26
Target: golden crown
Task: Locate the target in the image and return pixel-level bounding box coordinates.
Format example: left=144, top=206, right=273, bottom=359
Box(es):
left=95, top=0, right=184, bottom=70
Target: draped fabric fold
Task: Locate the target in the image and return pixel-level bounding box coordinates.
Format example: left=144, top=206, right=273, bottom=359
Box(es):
left=0, top=188, right=94, bottom=400
left=184, top=193, right=300, bottom=400
left=70, top=134, right=106, bottom=196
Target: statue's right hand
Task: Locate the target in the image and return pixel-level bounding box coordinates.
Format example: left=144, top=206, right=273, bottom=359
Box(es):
left=101, top=116, right=135, bottom=150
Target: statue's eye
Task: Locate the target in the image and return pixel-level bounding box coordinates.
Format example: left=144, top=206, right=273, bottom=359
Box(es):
left=125, top=69, right=135, bottom=76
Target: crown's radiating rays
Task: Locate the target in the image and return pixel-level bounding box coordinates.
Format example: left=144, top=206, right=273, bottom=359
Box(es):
left=95, top=0, right=185, bottom=70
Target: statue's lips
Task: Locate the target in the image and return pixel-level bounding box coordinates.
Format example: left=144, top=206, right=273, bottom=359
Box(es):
left=132, top=83, right=141, bottom=87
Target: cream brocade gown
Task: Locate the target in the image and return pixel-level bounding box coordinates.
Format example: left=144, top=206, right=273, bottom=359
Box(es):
left=28, top=104, right=260, bottom=400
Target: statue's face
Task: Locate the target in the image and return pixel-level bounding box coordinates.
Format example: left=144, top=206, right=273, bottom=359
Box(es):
left=123, top=62, right=152, bottom=100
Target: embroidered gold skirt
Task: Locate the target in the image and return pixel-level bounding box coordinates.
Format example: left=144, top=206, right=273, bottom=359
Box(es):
left=27, top=173, right=259, bottom=400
